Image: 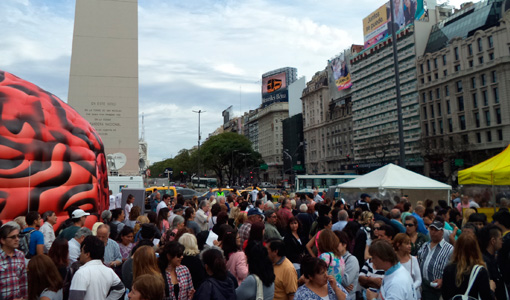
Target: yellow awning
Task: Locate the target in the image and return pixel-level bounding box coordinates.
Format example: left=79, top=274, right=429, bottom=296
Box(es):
left=458, top=144, right=510, bottom=185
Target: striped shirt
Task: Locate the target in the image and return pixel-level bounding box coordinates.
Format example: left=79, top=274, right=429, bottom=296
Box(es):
left=417, top=239, right=453, bottom=281
left=360, top=258, right=385, bottom=278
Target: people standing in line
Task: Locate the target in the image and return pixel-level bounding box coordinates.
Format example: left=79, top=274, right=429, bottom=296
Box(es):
left=125, top=206, right=141, bottom=229
left=239, top=208, right=264, bottom=245
left=405, top=215, right=430, bottom=256
left=59, top=209, right=89, bottom=241
left=195, top=200, right=211, bottom=232
left=157, top=194, right=172, bottom=216
left=193, top=248, right=237, bottom=300
left=221, top=228, right=248, bottom=286
left=332, top=210, right=349, bottom=232
left=69, top=236, right=125, bottom=300
left=125, top=194, right=135, bottom=220
left=158, top=241, right=194, bottom=300
left=40, top=210, right=57, bottom=253
left=158, top=208, right=170, bottom=233
left=334, top=230, right=360, bottom=300
left=184, top=207, right=202, bottom=235
left=264, top=210, right=282, bottom=240
left=109, top=190, right=116, bottom=210
left=294, top=256, right=347, bottom=300
left=480, top=224, right=507, bottom=300
left=317, top=229, right=345, bottom=285
left=128, top=274, right=165, bottom=300
left=48, top=238, right=70, bottom=280
left=109, top=208, right=125, bottom=240
left=96, top=224, right=122, bottom=268
left=117, top=226, right=134, bottom=262
left=22, top=211, right=45, bottom=257
left=441, top=233, right=493, bottom=300
left=412, top=206, right=429, bottom=235
left=266, top=239, right=298, bottom=300
left=236, top=241, right=275, bottom=300
left=179, top=233, right=207, bottom=290
left=0, top=223, right=27, bottom=299
left=417, top=219, right=453, bottom=300
left=68, top=227, right=92, bottom=265
left=284, top=217, right=307, bottom=275
left=354, top=193, right=371, bottom=212
left=393, top=233, right=422, bottom=299
left=27, top=254, right=63, bottom=300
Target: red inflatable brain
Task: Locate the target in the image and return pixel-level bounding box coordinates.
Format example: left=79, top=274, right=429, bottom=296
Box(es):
left=0, top=70, right=108, bottom=225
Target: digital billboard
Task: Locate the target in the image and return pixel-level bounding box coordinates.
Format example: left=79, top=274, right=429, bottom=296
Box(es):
left=329, top=53, right=352, bottom=91
left=262, top=72, right=287, bottom=95
left=363, top=0, right=424, bottom=49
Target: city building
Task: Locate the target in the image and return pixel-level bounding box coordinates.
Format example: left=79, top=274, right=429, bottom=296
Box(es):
left=68, top=0, right=140, bottom=175
left=350, top=5, right=448, bottom=173
left=417, top=0, right=510, bottom=182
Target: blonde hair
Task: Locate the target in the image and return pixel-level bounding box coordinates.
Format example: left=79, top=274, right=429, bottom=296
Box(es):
left=178, top=233, right=200, bottom=256
left=462, top=208, right=476, bottom=227
left=360, top=211, right=374, bottom=225
left=452, top=233, right=486, bottom=287
left=235, top=212, right=247, bottom=228
left=132, top=246, right=161, bottom=281
left=134, top=215, right=150, bottom=235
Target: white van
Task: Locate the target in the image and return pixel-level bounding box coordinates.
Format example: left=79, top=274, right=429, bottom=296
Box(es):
left=108, top=176, right=144, bottom=195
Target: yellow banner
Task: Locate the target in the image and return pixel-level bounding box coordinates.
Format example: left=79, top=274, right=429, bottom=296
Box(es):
left=363, top=4, right=388, bottom=36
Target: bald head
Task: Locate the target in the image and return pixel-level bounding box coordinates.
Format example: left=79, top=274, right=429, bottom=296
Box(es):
left=338, top=210, right=349, bottom=221
left=390, top=209, right=401, bottom=220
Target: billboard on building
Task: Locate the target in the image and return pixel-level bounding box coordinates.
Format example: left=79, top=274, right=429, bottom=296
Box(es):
left=222, top=105, right=233, bottom=125
left=362, top=0, right=425, bottom=49
left=262, top=72, right=287, bottom=95
left=330, top=52, right=352, bottom=91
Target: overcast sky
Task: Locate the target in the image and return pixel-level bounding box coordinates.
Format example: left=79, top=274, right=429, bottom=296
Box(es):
left=1, top=0, right=470, bottom=164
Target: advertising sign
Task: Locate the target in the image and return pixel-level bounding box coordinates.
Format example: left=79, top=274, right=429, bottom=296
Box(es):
left=262, top=72, right=287, bottom=95
left=362, top=0, right=425, bottom=49
left=262, top=90, right=288, bottom=107
left=330, top=53, right=352, bottom=91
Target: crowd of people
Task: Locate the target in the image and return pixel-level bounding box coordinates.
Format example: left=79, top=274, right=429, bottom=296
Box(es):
left=1, top=185, right=510, bottom=300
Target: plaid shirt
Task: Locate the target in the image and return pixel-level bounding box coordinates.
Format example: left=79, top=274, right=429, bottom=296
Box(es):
left=0, top=249, right=27, bottom=300
left=239, top=223, right=252, bottom=245
left=165, top=265, right=194, bottom=300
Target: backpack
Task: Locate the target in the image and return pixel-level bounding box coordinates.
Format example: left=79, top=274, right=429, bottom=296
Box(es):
left=19, top=229, right=36, bottom=258
left=452, top=265, right=482, bottom=300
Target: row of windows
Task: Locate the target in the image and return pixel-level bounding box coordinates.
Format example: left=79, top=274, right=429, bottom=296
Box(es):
left=423, top=107, right=502, bottom=137
left=422, top=71, right=497, bottom=102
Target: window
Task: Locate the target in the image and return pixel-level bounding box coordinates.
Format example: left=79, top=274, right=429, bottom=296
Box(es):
left=428, top=75, right=432, bottom=82
left=454, top=47, right=459, bottom=60
left=459, top=115, right=466, bottom=130
left=468, top=44, right=473, bottom=56
left=488, top=36, right=493, bottom=48
left=491, top=71, right=497, bottom=83
left=434, top=73, right=438, bottom=79
left=443, top=55, right=447, bottom=65
left=455, top=65, right=461, bottom=72
left=478, top=38, right=483, bottom=52
left=425, top=123, right=429, bottom=136
left=448, top=118, right=453, bottom=132
left=479, top=56, right=484, bottom=64
left=462, top=134, right=469, bottom=144
left=457, top=96, right=464, bottom=111
left=444, top=70, right=448, bottom=76
left=434, top=58, right=438, bottom=69
left=475, top=112, right=480, bottom=128
left=447, top=100, right=451, bottom=114
left=456, top=81, right=463, bottom=92
left=427, top=60, right=431, bottom=71
left=496, top=108, right=501, bottom=124
left=481, top=74, right=486, bottom=86
left=431, top=105, right=435, bottom=117
left=445, top=85, right=449, bottom=96
left=429, top=91, right=433, bottom=101
left=421, top=78, right=425, bottom=84
left=487, top=131, right=492, bottom=142
left=437, top=103, right=442, bottom=116
left=436, top=88, right=440, bottom=99
left=472, top=93, right=478, bottom=108
left=477, top=132, right=481, bottom=143
left=420, top=64, right=424, bottom=74
left=422, top=92, right=426, bottom=102
left=471, top=77, right=476, bottom=89
left=439, top=119, right=443, bottom=134
left=485, top=110, right=491, bottom=126
left=423, top=106, right=428, bottom=119
left=494, top=87, right=499, bottom=103
left=482, top=90, right=488, bottom=106
left=489, top=53, right=494, bottom=60
left=498, top=129, right=503, bottom=141
left=469, top=60, right=473, bottom=68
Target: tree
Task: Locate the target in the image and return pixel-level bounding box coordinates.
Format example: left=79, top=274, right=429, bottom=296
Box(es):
left=200, top=132, right=263, bottom=186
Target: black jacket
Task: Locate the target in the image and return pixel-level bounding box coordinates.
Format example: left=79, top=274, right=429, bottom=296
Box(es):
left=192, top=275, right=237, bottom=300
left=284, top=232, right=306, bottom=264
left=483, top=250, right=507, bottom=300
left=442, top=263, right=493, bottom=300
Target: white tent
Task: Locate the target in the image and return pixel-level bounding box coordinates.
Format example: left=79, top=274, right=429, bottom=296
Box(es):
left=338, top=164, right=452, bottom=205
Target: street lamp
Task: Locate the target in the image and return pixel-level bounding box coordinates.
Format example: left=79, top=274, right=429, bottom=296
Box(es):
left=192, top=110, right=205, bottom=179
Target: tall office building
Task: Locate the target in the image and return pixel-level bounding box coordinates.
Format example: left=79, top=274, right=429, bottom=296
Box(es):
left=68, top=0, right=139, bottom=175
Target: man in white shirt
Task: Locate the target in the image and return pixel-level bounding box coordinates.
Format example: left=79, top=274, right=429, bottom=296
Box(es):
left=156, top=194, right=171, bottom=215
left=115, top=192, right=122, bottom=210
left=313, top=189, right=323, bottom=203
left=195, top=200, right=211, bottom=232
left=69, top=235, right=125, bottom=300
left=108, top=190, right=116, bottom=210
left=39, top=210, right=57, bottom=253
left=250, top=185, right=259, bottom=203
left=69, top=227, right=92, bottom=265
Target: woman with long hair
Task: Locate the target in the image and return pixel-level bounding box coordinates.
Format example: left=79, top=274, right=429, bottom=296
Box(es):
left=133, top=245, right=162, bottom=281
left=158, top=207, right=170, bottom=233
left=236, top=241, right=275, bottom=300
left=441, top=233, right=493, bottom=300
left=334, top=230, right=360, bottom=300
left=294, top=256, right=347, bottom=300
left=128, top=274, right=165, bottom=300
left=284, top=217, right=306, bottom=273
left=27, top=254, right=63, bottom=300
left=243, top=221, right=265, bottom=251
left=125, top=205, right=141, bottom=228
left=393, top=233, right=422, bottom=299
left=193, top=248, right=236, bottom=300
left=404, top=215, right=430, bottom=256
left=222, top=227, right=248, bottom=285
left=158, top=241, right=194, bottom=300
left=305, top=216, right=332, bottom=257
left=117, top=226, right=134, bottom=261
left=317, top=229, right=345, bottom=285
left=48, top=237, right=69, bottom=280
left=184, top=207, right=201, bottom=235
left=179, top=233, right=206, bottom=290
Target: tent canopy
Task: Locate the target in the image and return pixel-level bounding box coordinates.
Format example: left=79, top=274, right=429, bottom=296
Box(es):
left=458, top=144, right=510, bottom=185
left=338, top=163, right=452, bottom=190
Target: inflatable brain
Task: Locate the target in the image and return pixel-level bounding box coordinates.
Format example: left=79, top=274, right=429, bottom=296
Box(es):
left=0, top=70, right=108, bottom=225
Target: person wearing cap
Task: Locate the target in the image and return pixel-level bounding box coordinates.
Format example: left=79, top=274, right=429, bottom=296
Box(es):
left=417, top=217, right=453, bottom=300
left=355, top=194, right=371, bottom=212
left=239, top=208, right=264, bottom=245
left=59, top=209, right=90, bottom=241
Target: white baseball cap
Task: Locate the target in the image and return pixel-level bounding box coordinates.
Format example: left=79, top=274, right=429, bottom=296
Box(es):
left=72, top=209, right=90, bottom=218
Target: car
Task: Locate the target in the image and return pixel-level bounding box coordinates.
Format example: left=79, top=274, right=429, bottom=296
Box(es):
left=144, top=186, right=178, bottom=209
left=259, top=182, right=275, bottom=188
left=176, top=188, right=202, bottom=200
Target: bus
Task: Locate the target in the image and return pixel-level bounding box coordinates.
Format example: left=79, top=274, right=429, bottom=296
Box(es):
left=191, top=177, right=218, bottom=189
left=295, top=174, right=360, bottom=191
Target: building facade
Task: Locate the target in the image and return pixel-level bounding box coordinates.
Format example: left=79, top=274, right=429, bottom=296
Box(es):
left=417, top=1, right=510, bottom=182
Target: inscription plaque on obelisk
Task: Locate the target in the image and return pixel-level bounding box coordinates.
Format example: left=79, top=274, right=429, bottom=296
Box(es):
left=68, top=0, right=139, bottom=175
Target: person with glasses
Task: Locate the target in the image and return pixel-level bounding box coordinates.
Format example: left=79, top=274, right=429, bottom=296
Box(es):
left=0, top=223, right=27, bottom=300
left=405, top=215, right=429, bottom=256
left=158, top=241, right=194, bottom=300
